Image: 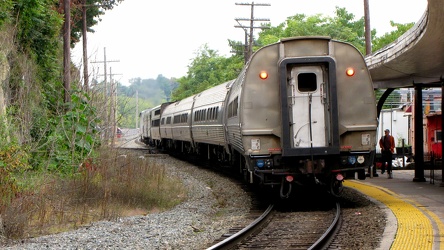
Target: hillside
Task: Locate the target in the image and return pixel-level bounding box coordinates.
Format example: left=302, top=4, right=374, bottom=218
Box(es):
left=113, top=75, right=178, bottom=128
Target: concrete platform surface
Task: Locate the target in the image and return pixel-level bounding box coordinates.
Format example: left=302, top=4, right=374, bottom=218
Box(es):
left=348, top=169, right=444, bottom=250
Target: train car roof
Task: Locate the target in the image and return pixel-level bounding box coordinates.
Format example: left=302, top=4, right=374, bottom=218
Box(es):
left=279, top=36, right=332, bottom=42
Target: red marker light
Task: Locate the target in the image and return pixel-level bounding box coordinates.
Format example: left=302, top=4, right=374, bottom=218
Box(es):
left=286, top=175, right=294, bottom=182
left=346, top=68, right=355, bottom=77
left=259, top=71, right=268, bottom=79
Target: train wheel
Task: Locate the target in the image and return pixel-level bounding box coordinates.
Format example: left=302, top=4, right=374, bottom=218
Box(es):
left=330, top=178, right=344, bottom=197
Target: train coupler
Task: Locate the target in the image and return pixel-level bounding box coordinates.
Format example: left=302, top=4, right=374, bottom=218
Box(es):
left=280, top=176, right=293, bottom=199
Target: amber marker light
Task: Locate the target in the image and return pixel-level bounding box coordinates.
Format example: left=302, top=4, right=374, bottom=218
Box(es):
left=259, top=71, right=268, bottom=79
left=346, top=67, right=355, bottom=77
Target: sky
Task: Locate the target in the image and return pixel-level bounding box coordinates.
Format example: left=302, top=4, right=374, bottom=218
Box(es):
left=72, top=0, right=428, bottom=85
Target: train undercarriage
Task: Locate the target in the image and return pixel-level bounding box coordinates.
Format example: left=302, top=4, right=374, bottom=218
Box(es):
left=156, top=138, right=370, bottom=199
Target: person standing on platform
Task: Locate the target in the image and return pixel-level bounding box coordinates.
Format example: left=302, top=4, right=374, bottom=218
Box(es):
left=379, top=129, right=395, bottom=178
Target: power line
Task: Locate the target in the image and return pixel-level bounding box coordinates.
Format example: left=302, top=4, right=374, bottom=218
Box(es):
left=91, top=47, right=120, bottom=142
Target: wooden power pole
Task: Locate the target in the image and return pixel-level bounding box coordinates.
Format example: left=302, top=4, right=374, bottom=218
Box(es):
left=63, top=0, right=71, bottom=104
left=91, top=48, right=119, bottom=141
left=364, top=0, right=372, bottom=55
left=235, top=2, right=270, bottom=64
left=82, top=0, right=89, bottom=92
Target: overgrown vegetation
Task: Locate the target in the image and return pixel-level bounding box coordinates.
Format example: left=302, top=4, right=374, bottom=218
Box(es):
left=2, top=150, right=185, bottom=239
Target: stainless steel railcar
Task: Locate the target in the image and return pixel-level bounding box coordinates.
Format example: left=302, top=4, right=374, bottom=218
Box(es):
left=139, top=108, right=152, bottom=144
left=227, top=36, right=377, bottom=198
left=140, top=103, right=171, bottom=146
left=143, top=37, right=378, bottom=198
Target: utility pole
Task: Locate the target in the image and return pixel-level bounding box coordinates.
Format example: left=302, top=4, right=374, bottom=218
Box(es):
left=63, top=0, right=71, bottom=104
left=364, top=0, right=372, bottom=55
left=82, top=0, right=89, bottom=91
left=100, top=67, right=121, bottom=145
left=109, top=68, right=122, bottom=147
left=110, top=67, right=115, bottom=146
left=91, top=48, right=120, bottom=141
left=91, top=47, right=119, bottom=97
left=235, top=2, right=270, bottom=64
left=135, top=90, right=138, bottom=129
left=81, top=3, right=108, bottom=92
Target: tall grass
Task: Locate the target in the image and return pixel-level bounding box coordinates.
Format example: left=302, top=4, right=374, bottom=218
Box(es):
left=1, top=148, right=186, bottom=240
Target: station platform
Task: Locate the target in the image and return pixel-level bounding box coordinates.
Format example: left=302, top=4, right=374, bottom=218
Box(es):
left=345, top=169, right=444, bottom=250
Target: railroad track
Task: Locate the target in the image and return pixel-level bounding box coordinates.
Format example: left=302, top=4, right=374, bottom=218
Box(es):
left=207, top=201, right=341, bottom=250
left=120, top=137, right=384, bottom=249
left=122, top=138, right=343, bottom=249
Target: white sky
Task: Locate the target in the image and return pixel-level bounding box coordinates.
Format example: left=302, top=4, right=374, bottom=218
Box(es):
left=72, top=0, right=427, bottom=85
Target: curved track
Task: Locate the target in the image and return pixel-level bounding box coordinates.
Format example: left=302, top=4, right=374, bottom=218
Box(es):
left=207, top=204, right=275, bottom=250
left=207, top=202, right=341, bottom=250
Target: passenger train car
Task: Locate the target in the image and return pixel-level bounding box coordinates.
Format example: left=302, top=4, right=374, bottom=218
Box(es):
left=140, top=37, right=378, bottom=198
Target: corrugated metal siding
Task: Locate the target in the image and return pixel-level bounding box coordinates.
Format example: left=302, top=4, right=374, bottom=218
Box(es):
left=151, top=128, right=161, bottom=141
left=225, top=71, right=245, bottom=153
left=192, top=125, right=225, bottom=145
left=172, top=126, right=192, bottom=142
left=227, top=124, right=244, bottom=152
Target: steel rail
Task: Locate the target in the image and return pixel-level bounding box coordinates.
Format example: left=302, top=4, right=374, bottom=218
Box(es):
left=308, top=202, right=342, bottom=250
left=206, top=204, right=274, bottom=250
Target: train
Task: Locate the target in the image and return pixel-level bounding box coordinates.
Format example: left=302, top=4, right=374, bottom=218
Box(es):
left=140, top=36, right=378, bottom=198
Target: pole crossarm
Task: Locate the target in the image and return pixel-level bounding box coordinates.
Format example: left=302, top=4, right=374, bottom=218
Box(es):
left=234, top=2, right=271, bottom=64
left=235, top=18, right=270, bottom=21
left=235, top=3, right=270, bottom=6
left=234, top=25, right=270, bottom=29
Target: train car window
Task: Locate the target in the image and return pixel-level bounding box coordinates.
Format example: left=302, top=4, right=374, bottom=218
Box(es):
left=228, top=102, right=233, bottom=118
left=161, top=118, right=165, bottom=125
left=298, top=73, right=317, bottom=92
left=215, top=107, right=219, bottom=120
left=166, top=117, right=171, bottom=124
left=154, top=109, right=160, bottom=115
left=173, top=115, right=180, bottom=124
left=180, top=113, right=188, bottom=123
left=233, top=97, right=238, bottom=117
left=202, top=109, right=206, bottom=121
left=152, top=119, right=160, bottom=127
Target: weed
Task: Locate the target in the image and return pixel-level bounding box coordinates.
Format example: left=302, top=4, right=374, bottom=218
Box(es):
left=1, top=147, right=186, bottom=240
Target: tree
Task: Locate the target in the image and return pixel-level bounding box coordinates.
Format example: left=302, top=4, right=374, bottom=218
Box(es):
left=171, top=44, right=243, bottom=101
left=54, top=0, right=124, bottom=46
left=0, top=0, right=126, bottom=173
left=256, top=7, right=369, bottom=54
left=372, top=21, right=415, bottom=51
left=157, top=75, right=178, bottom=101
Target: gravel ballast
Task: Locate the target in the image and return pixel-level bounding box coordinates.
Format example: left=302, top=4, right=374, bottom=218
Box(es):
left=1, top=153, right=386, bottom=249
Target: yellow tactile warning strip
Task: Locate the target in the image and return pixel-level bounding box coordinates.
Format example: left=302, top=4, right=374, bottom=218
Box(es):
left=344, top=180, right=441, bottom=250
left=406, top=197, right=444, bottom=250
